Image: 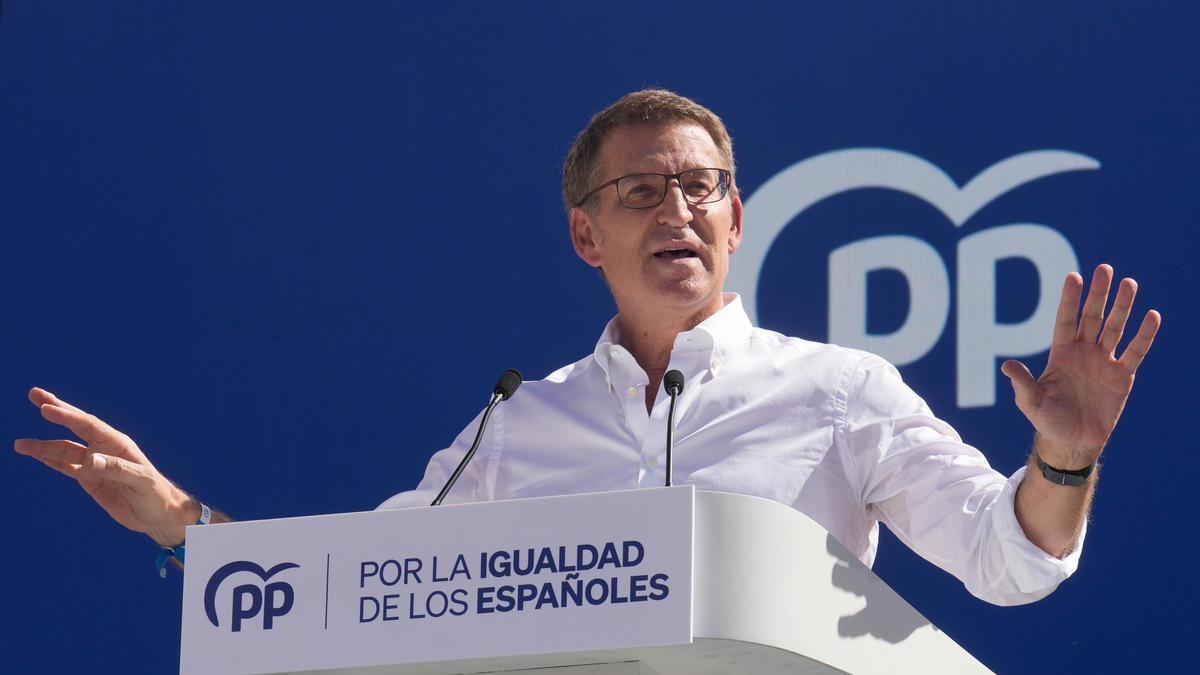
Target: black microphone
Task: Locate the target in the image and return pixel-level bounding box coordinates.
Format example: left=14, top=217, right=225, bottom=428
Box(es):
left=431, top=369, right=523, bottom=506
left=662, top=370, right=684, bottom=487
left=494, top=368, right=522, bottom=401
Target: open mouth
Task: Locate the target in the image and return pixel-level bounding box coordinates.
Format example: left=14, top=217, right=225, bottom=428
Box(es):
left=653, top=248, right=699, bottom=260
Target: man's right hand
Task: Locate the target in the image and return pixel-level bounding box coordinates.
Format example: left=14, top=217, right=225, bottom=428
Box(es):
left=14, top=387, right=199, bottom=547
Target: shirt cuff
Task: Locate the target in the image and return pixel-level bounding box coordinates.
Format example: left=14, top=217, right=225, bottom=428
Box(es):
left=989, top=465, right=1086, bottom=596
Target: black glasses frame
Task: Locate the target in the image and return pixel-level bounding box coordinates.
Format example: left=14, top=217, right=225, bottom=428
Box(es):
left=575, top=168, right=731, bottom=209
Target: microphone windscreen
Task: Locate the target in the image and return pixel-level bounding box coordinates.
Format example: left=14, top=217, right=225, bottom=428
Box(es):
left=494, top=369, right=523, bottom=400
left=664, top=369, right=685, bottom=395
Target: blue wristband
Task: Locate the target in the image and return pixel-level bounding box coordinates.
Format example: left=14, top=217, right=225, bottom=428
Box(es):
left=155, top=546, right=183, bottom=578
left=155, top=502, right=209, bottom=578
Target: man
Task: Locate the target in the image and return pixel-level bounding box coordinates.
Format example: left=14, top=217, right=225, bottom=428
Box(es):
left=15, top=90, right=1160, bottom=604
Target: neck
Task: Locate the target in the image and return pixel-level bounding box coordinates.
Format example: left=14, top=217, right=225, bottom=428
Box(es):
left=614, top=293, right=726, bottom=408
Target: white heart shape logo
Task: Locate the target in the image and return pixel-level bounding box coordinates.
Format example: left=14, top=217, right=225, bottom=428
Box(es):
left=729, top=148, right=1100, bottom=324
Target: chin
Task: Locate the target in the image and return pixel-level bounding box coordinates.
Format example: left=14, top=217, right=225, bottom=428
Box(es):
left=652, top=277, right=719, bottom=309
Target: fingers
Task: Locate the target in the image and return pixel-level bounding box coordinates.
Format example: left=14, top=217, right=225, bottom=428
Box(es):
left=15, top=437, right=151, bottom=490
left=14, top=438, right=90, bottom=465
left=1052, top=272, right=1085, bottom=347
left=77, top=452, right=150, bottom=488
left=28, top=387, right=86, bottom=414
left=1057, top=265, right=1155, bottom=359
left=1098, top=278, right=1137, bottom=354
left=14, top=439, right=87, bottom=478
left=1075, top=264, right=1113, bottom=343
left=38, top=402, right=118, bottom=445
left=1119, top=309, right=1162, bottom=372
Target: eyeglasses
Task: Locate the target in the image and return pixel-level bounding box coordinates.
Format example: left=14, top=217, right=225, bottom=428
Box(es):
left=576, top=168, right=731, bottom=209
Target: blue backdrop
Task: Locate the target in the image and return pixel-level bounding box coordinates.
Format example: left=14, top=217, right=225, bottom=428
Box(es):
left=2, top=2, right=1196, bottom=673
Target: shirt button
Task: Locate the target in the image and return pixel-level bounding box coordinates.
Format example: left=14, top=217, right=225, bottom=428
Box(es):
left=648, top=456, right=659, bottom=467
left=627, top=386, right=638, bottom=397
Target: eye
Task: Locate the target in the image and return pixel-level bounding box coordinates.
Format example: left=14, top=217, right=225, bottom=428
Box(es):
left=619, top=175, right=665, bottom=206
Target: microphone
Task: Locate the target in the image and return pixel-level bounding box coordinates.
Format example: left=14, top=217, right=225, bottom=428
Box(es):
left=494, top=368, right=522, bottom=401
left=431, top=369, right=523, bottom=506
left=662, top=370, right=684, bottom=487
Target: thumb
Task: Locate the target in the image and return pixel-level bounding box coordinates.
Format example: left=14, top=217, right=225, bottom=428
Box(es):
left=1001, top=359, right=1037, bottom=397
left=80, top=453, right=147, bottom=487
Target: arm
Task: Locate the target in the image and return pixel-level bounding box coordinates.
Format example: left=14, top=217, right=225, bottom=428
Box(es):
left=1012, top=435, right=1095, bottom=559
left=13, top=387, right=230, bottom=549
left=844, top=356, right=1074, bottom=605
left=1004, top=265, right=1160, bottom=557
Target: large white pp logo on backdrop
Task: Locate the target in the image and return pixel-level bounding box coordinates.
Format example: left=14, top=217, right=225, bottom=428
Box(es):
left=729, top=149, right=1098, bottom=408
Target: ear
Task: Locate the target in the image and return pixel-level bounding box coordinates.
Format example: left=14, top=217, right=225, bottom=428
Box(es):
left=727, top=195, right=744, bottom=254
left=569, top=206, right=604, bottom=268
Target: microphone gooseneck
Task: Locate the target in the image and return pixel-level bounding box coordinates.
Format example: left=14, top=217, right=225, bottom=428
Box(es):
left=663, top=369, right=685, bottom=487
left=431, top=369, right=523, bottom=506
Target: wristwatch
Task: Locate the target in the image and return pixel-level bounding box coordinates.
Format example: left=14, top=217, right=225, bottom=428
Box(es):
left=1035, top=453, right=1095, bottom=487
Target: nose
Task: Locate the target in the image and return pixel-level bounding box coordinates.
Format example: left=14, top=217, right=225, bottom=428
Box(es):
left=657, top=178, right=694, bottom=228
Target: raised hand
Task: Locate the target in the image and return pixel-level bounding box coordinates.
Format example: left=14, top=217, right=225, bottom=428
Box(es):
left=1001, top=264, right=1161, bottom=469
left=13, top=388, right=198, bottom=546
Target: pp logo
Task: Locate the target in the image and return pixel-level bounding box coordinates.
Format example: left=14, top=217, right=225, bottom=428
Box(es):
left=731, top=149, right=1097, bottom=408
left=204, top=560, right=300, bottom=632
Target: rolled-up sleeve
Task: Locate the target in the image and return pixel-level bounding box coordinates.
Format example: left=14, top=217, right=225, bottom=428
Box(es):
left=839, top=353, right=1083, bottom=606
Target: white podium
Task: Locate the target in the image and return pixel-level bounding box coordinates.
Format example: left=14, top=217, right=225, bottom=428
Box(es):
left=180, top=487, right=990, bottom=674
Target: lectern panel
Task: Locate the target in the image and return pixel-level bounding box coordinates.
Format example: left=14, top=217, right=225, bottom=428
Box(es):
left=180, top=487, right=695, bottom=674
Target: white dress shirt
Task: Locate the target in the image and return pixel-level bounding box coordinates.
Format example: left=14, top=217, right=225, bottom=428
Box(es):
left=380, top=294, right=1082, bottom=606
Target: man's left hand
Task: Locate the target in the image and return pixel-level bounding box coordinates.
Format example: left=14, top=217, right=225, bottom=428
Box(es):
left=1001, top=264, right=1161, bottom=469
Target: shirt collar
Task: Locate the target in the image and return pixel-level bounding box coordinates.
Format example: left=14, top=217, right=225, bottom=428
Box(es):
left=593, top=292, right=754, bottom=383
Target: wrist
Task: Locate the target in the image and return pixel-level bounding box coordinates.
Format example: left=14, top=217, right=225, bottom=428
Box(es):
left=153, top=499, right=215, bottom=578
left=149, top=490, right=199, bottom=547
left=1033, top=433, right=1100, bottom=472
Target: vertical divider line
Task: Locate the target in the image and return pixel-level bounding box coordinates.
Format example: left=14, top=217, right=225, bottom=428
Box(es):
left=324, top=553, right=331, bottom=630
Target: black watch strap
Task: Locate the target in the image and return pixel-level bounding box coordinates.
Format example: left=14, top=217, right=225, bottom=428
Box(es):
left=1035, top=453, right=1095, bottom=487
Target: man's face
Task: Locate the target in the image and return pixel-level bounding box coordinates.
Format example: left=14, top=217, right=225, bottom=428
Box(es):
left=569, top=122, right=743, bottom=321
